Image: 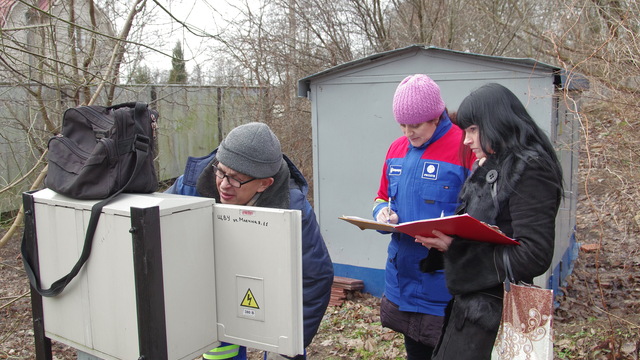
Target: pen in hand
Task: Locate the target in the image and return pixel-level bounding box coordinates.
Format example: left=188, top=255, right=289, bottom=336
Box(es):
left=387, top=197, right=392, bottom=223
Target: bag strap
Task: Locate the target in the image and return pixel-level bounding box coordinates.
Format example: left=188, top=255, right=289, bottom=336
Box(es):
left=22, top=103, right=152, bottom=297
left=22, top=196, right=113, bottom=297
left=502, top=249, right=515, bottom=292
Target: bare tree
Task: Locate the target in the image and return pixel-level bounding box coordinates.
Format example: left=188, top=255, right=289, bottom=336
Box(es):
left=0, top=0, right=149, bottom=247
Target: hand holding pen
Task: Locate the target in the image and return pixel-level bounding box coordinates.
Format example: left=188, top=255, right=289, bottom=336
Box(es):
left=377, top=197, right=398, bottom=224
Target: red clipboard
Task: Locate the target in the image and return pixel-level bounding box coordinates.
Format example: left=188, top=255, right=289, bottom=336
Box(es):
left=339, top=214, right=519, bottom=245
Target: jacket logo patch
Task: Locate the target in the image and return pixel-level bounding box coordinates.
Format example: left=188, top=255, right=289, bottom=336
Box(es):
left=389, top=165, right=402, bottom=176
left=422, top=162, right=439, bottom=180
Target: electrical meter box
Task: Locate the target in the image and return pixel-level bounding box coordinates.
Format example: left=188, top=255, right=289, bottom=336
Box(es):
left=22, top=189, right=303, bottom=360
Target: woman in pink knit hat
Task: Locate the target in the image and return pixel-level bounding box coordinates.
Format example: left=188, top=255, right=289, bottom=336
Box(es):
left=372, top=74, right=475, bottom=359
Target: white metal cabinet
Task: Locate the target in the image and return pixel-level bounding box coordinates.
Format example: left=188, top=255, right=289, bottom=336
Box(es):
left=23, top=189, right=303, bottom=360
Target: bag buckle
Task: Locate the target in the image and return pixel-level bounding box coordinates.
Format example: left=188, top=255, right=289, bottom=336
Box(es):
left=133, top=134, right=150, bottom=152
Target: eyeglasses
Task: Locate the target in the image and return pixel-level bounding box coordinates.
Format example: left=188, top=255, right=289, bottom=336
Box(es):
left=212, top=164, right=257, bottom=188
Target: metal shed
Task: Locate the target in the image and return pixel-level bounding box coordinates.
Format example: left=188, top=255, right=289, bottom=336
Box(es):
left=298, top=45, right=582, bottom=297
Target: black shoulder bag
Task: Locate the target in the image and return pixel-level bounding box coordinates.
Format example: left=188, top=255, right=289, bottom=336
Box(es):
left=22, top=102, right=159, bottom=297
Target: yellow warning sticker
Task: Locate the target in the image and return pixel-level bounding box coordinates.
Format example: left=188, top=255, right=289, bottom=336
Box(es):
left=240, top=288, right=260, bottom=309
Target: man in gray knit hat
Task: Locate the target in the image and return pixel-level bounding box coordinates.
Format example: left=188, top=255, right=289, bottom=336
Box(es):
left=198, top=121, right=284, bottom=206
left=167, top=122, right=333, bottom=360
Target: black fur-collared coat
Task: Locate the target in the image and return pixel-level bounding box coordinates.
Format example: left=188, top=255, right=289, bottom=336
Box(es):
left=431, top=151, right=562, bottom=359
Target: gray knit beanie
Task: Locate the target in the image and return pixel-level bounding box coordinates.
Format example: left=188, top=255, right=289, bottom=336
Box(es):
left=216, top=122, right=283, bottom=178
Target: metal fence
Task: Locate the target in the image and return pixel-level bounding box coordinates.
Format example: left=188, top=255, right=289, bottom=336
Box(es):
left=0, top=84, right=266, bottom=214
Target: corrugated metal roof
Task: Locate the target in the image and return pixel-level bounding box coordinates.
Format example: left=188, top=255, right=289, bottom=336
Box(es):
left=297, top=45, right=587, bottom=97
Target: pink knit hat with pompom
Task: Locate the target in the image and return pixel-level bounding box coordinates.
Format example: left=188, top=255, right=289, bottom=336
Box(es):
left=393, top=74, right=445, bottom=124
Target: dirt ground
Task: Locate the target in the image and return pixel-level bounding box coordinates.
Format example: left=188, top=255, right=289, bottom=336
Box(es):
left=2, top=199, right=640, bottom=360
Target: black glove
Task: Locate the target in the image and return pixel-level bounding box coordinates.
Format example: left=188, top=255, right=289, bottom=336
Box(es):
left=419, top=249, right=444, bottom=273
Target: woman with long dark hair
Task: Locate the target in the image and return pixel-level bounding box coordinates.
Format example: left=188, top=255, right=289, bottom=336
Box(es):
left=415, top=83, right=563, bottom=359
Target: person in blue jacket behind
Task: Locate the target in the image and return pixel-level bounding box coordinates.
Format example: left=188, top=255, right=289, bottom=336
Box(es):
left=166, top=122, right=334, bottom=360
